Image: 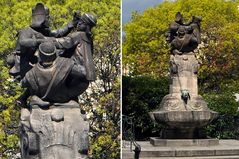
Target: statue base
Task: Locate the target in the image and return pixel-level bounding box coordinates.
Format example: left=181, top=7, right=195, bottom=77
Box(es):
left=149, top=52, right=218, bottom=141
left=150, top=138, right=219, bottom=146
left=20, top=101, right=89, bottom=159
left=149, top=110, right=218, bottom=139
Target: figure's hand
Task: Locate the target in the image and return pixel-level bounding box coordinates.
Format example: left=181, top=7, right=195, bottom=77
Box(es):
left=35, top=32, right=45, bottom=39
left=35, top=33, right=47, bottom=44
left=173, top=49, right=183, bottom=55
left=73, top=11, right=81, bottom=21
left=72, top=11, right=81, bottom=28
left=68, top=11, right=81, bottom=29
left=36, top=37, right=56, bottom=44
left=185, top=25, right=193, bottom=33
left=16, top=98, right=27, bottom=108
left=36, top=39, right=45, bottom=44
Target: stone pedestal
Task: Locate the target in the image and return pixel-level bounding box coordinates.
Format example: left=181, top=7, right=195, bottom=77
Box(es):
left=20, top=100, right=89, bottom=159
left=122, top=140, right=239, bottom=159
left=150, top=53, right=218, bottom=142
left=150, top=138, right=219, bottom=146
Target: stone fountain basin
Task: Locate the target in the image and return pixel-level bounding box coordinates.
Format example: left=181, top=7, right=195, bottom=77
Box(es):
left=149, top=110, right=218, bottom=129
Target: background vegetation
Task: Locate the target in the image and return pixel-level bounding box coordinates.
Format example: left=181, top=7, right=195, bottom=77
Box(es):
left=0, top=0, right=120, bottom=158
left=123, top=0, right=239, bottom=140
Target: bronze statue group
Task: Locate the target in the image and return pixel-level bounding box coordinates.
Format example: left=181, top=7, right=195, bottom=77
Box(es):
left=7, top=3, right=97, bottom=159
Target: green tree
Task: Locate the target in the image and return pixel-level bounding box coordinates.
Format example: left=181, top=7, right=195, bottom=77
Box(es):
left=0, top=0, right=120, bottom=158
left=123, top=0, right=239, bottom=79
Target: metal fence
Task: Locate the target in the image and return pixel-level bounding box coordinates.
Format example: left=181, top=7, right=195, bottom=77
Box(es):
left=122, top=115, right=141, bottom=159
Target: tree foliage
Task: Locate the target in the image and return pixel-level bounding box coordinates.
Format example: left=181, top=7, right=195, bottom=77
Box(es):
left=123, top=0, right=239, bottom=79
left=0, top=0, right=120, bottom=158
left=122, top=76, right=168, bottom=140
left=123, top=0, right=239, bottom=140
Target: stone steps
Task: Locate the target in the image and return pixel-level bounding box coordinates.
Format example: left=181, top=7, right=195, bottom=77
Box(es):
left=123, top=151, right=239, bottom=159
left=138, top=156, right=239, bottom=159
left=122, top=140, right=239, bottom=159
left=123, top=150, right=239, bottom=159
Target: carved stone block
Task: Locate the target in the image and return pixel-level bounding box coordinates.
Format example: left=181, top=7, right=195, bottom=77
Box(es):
left=20, top=102, right=89, bottom=159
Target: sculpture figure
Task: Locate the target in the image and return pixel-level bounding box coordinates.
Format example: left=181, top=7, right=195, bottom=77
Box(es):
left=18, top=12, right=97, bottom=106
left=166, top=12, right=184, bottom=43
left=7, top=3, right=79, bottom=80
left=59, top=13, right=97, bottom=81
left=167, top=12, right=201, bottom=55
left=8, top=3, right=97, bottom=159
left=150, top=13, right=217, bottom=141
left=22, top=42, right=87, bottom=104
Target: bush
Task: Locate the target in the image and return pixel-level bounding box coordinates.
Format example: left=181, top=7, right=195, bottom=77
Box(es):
left=202, top=92, right=239, bottom=139
left=122, top=75, right=169, bottom=140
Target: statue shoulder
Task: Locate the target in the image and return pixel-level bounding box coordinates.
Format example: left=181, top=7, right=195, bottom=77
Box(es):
left=70, top=31, right=89, bottom=40
left=17, top=27, right=36, bottom=37
left=169, top=21, right=180, bottom=30
left=18, top=27, right=34, bottom=33
left=23, top=66, right=37, bottom=84
left=56, top=57, right=74, bottom=66
left=69, top=32, right=83, bottom=40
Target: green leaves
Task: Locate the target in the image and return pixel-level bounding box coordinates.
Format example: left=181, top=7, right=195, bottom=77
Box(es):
left=123, top=0, right=239, bottom=78
left=122, top=76, right=169, bottom=139
left=0, top=60, right=20, bottom=158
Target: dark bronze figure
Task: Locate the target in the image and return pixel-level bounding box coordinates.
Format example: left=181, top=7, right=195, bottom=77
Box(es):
left=8, top=3, right=97, bottom=159
left=7, top=3, right=79, bottom=80
left=166, top=12, right=184, bottom=43
left=22, top=42, right=87, bottom=104
left=166, top=12, right=201, bottom=55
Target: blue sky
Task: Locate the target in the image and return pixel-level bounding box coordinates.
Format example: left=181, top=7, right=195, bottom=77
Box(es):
left=122, top=0, right=163, bottom=24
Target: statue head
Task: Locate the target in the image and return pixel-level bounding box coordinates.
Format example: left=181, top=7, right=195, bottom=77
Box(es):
left=76, top=13, right=97, bottom=32
left=82, top=13, right=97, bottom=27
left=192, top=16, right=202, bottom=25
left=181, top=89, right=190, bottom=104
left=177, top=26, right=186, bottom=37
left=31, top=3, right=50, bottom=29
left=175, top=12, right=183, bottom=24
left=39, top=42, right=57, bottom=67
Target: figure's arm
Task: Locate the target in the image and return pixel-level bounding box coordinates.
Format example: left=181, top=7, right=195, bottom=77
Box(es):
left=54, top=32, right=82, bottom=49
left=168, top=22, right=180, bottom=42
left=21, top=77, right=30, bottom=88
left=185, top=25, right=193, bottom=34
left=49, top=23, right=74, bottom=38
left=18, top=30, right=39, bottom=48
left=169, top=22, right=179, bottom=33
left=70, top=64, right=86, bottom=79
left=172, top=49, right=183, bottom=55
left=54, top=36, right=75, bottom=49
left=18, top=29, right=47, bottom=48
left=17, top=88, right=30, bottom=107
left=49, top=11, right=81, bottom=38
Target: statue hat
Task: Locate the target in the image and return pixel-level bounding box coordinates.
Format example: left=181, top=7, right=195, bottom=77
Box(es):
left=177, top=26, right=186, bottom=35
left=175, top=12, right=183, bottom=23
left=39, top=42, right=56, bottom=62
left=192, top=16, right=202, bottom=23
left=81, top=13, right=97, bottom=27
